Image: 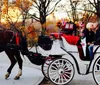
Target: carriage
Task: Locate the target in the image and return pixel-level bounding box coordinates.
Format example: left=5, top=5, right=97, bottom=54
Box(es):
left=38, top=33, right=100, bottom=85
left=36, top=22, right=100, bottom=85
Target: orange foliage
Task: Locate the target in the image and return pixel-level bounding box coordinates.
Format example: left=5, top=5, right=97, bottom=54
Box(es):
left=89, top=15, right=97, bottom=22
left=2, top=0, right=8, bottom=14
left=27, top=25, right=38, bottom=43
left=16, top=0, right=33, bottom=10
left=45, top=19, right=58, bottom=35
left=28, top=26, right=35, bottom=37
left=16, top=0, right=21, bottom=6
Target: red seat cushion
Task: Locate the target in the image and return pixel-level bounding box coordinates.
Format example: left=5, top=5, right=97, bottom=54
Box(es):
left=62, top=34, right=80, bottom=45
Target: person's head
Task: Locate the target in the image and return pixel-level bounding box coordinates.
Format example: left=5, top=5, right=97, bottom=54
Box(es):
left=94, top=22, right=99, bottom=31
left=90, top=24, right=94, bottom=31
left=79, top=23, right=85, bottom=30
left=86, top=23, right=95, bottom=31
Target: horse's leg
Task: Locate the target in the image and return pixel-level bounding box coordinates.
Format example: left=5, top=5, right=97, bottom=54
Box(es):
left=14, top=50, right=23, bottom=80
left=5, top=51, right=17, bottom=79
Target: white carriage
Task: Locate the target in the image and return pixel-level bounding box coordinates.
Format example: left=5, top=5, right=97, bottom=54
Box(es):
left=37, top=33, right=100, bottom=85
left=35, top=22, right=100, bottom=85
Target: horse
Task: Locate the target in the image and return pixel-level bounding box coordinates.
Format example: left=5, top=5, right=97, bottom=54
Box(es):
left=0, top=30, right=28, bottom=80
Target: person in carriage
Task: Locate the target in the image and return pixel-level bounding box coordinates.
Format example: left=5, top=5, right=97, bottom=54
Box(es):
left=78, top=22, right=100, bottom=60
left=87, top=22, right=100, bottom=60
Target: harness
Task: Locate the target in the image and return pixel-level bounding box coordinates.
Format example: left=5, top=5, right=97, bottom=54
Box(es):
left=6, top=31, right=20, bottom=45
left=15, top=33, right=20, bottom=45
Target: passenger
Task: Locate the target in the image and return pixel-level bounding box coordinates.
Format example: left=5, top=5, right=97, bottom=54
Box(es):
left=87, top=24, right=95, bottom=60
left=87, top=22, right=100, bottom=60
left=79, top=23, right=89, bottom=43
left=94, top=23, right=100, bottom=45
left=78, top=23, right=90, bottom=59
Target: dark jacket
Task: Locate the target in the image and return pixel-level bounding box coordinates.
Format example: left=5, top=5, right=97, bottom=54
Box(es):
left=94, top=27, right=100, bottom=45
left=82, top=28, right=89, bottom=43
left=88, top=30, right=95, bottom=43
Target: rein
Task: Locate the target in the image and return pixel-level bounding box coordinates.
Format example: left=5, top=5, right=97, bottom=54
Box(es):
left=7, top=31, right=20, bottom=45
left=9, top=32, right=15, bottom=43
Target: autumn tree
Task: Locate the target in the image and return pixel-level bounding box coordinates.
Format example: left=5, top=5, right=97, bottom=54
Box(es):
left=87, top=0, right=100, bottom=25
left=16, top=0, right=33, bottom=32
left=30, top=0, right=61, bottom=35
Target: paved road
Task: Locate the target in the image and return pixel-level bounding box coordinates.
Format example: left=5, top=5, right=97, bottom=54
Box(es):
left=69, top=73, right=96, bottom=85
left=0, top=51, right=97, bottom=85
left=40, top=71, right=96, bottom=85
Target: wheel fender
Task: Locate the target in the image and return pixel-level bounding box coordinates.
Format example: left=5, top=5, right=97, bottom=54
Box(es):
left=62, top=54, right=76, bottom=67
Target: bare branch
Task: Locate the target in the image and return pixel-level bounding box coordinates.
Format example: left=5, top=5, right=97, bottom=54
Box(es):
left=88, top=0, right=96, bottom=7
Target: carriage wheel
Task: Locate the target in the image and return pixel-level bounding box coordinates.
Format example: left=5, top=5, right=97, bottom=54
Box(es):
left=41, top=59, right=52, bottom=79
left=48, top=58, right=75, bottom=85
left=93, top=56, right=100, bottom=85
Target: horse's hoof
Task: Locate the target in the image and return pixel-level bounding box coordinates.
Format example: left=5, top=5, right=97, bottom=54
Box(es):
left=5, top=74, right=9, bottom=79
left=14, top=76, right=20, bottom=80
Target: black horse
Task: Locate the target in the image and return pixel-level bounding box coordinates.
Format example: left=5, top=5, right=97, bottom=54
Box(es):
left=0, top=30, right=29, bottom=80
left=0, top=30, right=45, bottom=80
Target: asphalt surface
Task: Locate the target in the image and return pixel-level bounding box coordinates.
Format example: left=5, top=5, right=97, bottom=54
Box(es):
left=40, top=72, right=96, bottom=85
left=0, top=50, right=97, bottom=85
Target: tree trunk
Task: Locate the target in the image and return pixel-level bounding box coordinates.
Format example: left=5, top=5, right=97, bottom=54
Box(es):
left=40, top=12, right=46, bottom=35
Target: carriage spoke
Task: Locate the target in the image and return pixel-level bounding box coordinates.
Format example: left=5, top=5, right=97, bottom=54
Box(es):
left=65, top=70, right=72, bottom=74
left=62, top=74, right=69, bottom=81
left=58, top=76, right=61, bottom=83
left=51, top=65, right=58, bottom=70
left=55, top=61, right=61, bottom=68
left=63, top=73, right=70, bottom=79
left=50, top=70, right=57, bottom=74
left=61, top=60, right=64, bottom=67
left=50, top=72, right=58, bottom=79
left=96, top=63, right=100, bottom=67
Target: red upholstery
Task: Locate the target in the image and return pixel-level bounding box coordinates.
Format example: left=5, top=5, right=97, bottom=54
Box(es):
left=62, top=34, right=80, bottom=45
left=50, top=33, right=80, bottom=45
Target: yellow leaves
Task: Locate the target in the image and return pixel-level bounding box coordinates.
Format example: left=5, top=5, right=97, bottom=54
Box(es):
left=16, top=0, right=33, bottom=10
left=1, top=5, right=22, bottom=23
left=2, top=5, right=8, bottom=14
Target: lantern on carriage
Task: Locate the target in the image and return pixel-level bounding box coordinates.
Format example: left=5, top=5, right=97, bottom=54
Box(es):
left=61, top=22, right=74, bottom=35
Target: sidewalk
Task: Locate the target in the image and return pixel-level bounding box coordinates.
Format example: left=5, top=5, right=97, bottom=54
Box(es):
left=0, top=52, right=44, bottom=85
left=0, top=63, right=44, bottom=85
